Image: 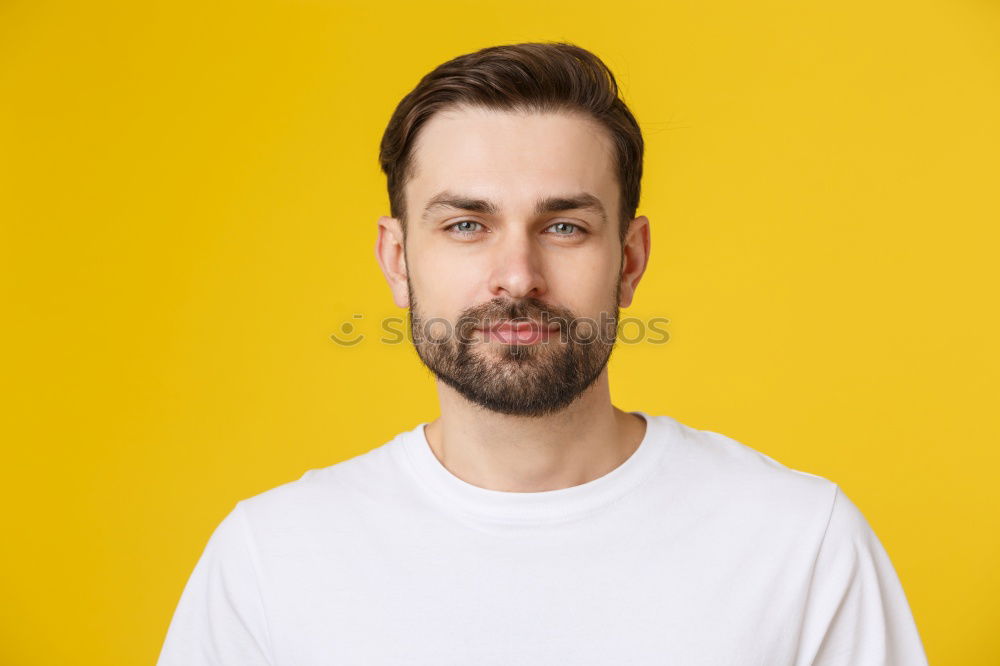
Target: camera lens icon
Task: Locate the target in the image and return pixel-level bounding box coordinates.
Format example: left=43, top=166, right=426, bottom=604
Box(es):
left=329, top=314, right=365, bottom=347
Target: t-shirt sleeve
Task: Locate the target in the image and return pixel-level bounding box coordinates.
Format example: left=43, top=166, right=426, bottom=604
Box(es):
left=795, top=485, right=928, bottom=666
left=157, top=502, right=274, bottom=666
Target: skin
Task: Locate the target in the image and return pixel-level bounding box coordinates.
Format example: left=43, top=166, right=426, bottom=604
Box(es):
left=375, top=105, right=651, bottom=493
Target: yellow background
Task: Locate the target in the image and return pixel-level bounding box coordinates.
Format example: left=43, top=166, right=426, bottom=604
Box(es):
left=2, top=0, right=998, bottom=663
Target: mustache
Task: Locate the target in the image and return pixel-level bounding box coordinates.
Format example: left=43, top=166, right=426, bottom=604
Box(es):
left=455, top=297, right=575, bottom=335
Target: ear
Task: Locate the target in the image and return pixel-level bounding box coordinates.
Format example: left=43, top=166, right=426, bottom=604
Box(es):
left=375, top=216, right=410, bottom=308
left=618, top=215, right=651, bottom=308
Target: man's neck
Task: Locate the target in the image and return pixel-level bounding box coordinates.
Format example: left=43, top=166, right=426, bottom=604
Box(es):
left=422, top=371, right=647, bottom=493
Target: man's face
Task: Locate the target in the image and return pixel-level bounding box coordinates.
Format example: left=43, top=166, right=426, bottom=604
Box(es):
left=389, top=106, right=631, bottom=417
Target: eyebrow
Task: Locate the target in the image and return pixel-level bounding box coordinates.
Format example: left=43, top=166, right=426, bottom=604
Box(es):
left=421, top=190, right=607, bottom=225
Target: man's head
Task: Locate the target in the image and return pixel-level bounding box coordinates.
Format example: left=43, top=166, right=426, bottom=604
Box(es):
left=375, top=42, right=650, bottom=417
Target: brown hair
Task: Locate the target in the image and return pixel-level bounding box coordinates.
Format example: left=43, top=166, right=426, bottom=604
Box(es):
left=378, top=42, right=644, bottom=243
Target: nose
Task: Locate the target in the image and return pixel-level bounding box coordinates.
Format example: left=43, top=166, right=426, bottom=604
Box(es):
left=486, top=228, right=548, bottom=300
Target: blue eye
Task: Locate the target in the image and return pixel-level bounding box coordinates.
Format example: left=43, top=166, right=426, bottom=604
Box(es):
left=445, top=220, right=584, bottom=237
left=548, top=222, right=580, bottom=235
left=447, top=220, right=483, bottom=235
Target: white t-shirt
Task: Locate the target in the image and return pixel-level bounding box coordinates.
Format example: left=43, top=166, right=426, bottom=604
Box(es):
left=157, top=412, right=928, bottom=665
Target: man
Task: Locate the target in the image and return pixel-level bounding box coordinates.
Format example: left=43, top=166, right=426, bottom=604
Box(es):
left=158, top=42, right=928, bottom=665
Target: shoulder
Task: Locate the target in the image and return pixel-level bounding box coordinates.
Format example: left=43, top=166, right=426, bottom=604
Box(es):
left=664, top=416, right=837, bottom=495
left=235, top=431, right=411, bottom=529
left=655, top=415, right=840, bottom=529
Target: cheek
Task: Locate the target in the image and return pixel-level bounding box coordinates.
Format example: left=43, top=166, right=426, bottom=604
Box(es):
left=410, top=249, right=481, bottom=314
left=549, top=249, right=621, bottom=311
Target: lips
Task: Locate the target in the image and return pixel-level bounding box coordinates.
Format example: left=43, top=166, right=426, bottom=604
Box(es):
left=477, top=321, right=558, bottom=345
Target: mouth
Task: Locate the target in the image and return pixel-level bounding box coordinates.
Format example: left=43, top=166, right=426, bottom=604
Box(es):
left=475, top=321, right=559, bottom=345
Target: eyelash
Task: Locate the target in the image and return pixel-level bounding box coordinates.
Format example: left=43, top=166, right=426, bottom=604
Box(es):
left=445, top=221, right=585, bottom=237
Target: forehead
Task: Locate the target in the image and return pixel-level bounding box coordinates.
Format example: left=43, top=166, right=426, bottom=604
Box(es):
left=405, top=106, right=619, bottom=217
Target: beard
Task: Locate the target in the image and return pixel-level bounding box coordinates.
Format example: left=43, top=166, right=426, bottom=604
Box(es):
left=407, top=282, right=620, bottom=418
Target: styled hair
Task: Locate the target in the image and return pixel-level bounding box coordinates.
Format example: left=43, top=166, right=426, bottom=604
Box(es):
left=378, top=42, right=644, bottom=243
